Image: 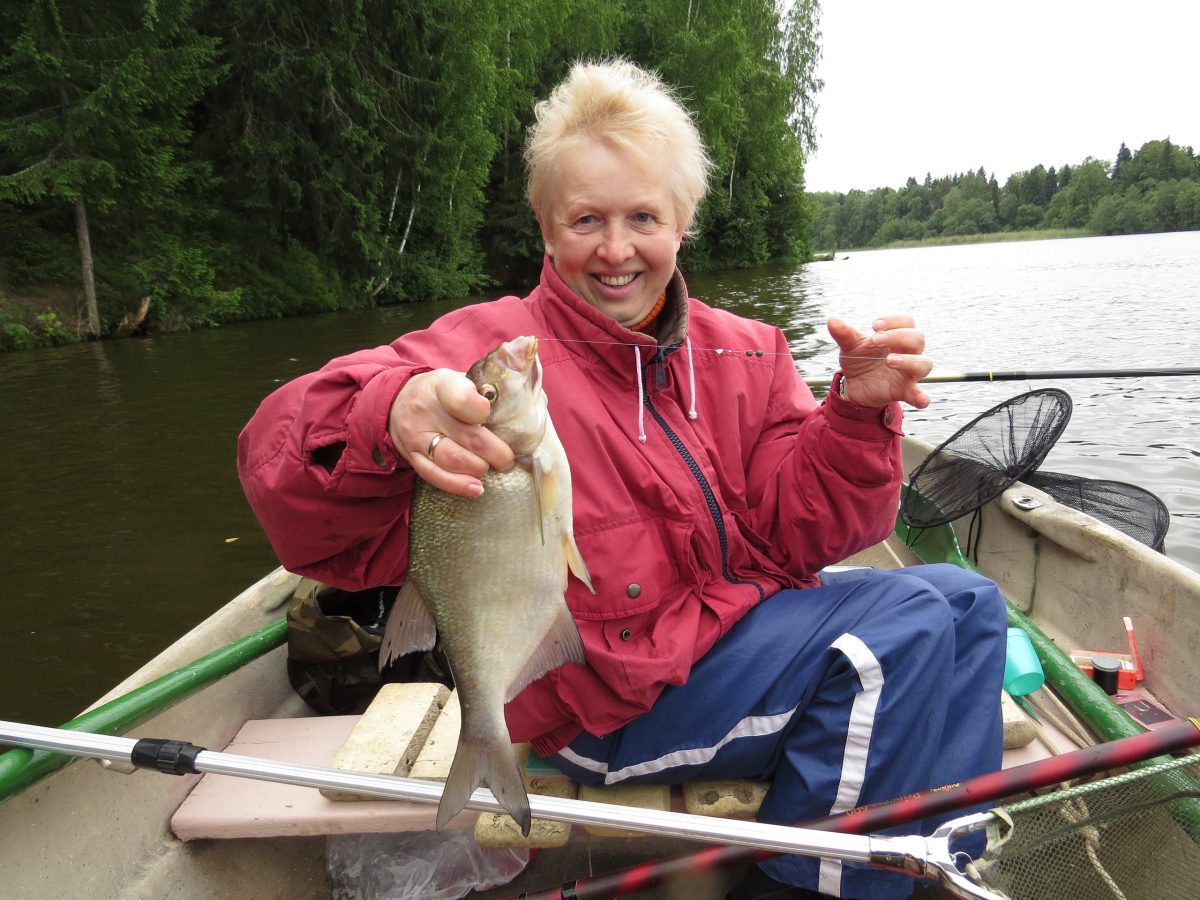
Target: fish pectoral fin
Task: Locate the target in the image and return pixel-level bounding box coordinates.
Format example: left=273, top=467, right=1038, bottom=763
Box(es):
left=531, top=451, right=561, bottom=548
left=506, top=604, right=586, bottom=702
left=563, top=532, right=595, bottom=594
left=378, top=580, right=437, bottom=671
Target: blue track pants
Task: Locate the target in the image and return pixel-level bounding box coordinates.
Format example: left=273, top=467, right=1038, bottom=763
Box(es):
left=551, top=564, right=1007, bottom=899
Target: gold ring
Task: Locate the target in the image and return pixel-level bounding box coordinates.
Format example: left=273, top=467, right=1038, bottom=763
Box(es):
left=426, top=433, right=446, bottom=461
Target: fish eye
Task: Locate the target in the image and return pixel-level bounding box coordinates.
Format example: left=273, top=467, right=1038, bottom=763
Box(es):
left=479, top=384, right=499, bottom=403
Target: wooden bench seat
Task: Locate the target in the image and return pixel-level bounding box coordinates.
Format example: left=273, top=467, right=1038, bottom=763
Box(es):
left=171, top=682, right=1052, bottom=844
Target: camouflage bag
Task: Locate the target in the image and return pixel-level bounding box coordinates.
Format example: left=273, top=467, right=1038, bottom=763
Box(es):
left=285, top=580, right=391, bottom=715
left=285, top=579, right=450, bottom=715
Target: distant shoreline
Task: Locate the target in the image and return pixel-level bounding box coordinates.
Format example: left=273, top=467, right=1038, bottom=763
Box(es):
left=810, top=227, right=1089, bottom=258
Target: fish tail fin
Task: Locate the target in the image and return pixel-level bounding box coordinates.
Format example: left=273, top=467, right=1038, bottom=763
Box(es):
left=438, top=736, right=531, bottom=836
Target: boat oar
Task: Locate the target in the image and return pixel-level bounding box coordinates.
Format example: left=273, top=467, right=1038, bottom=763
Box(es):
left=512, top=717, right=1200, bottom=900
left=803, top=366, right=1200, bottom=388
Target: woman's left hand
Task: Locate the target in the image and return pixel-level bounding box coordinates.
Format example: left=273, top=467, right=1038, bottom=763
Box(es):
left=827, top=315, right=933, bottom=409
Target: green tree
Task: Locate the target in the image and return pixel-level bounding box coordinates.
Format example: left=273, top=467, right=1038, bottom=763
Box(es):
left=628, top=0, right=820, bottom=268
left=1173, top=180, right=1200, bottom=230
left=192, top=0, right=502, bottom=312
left=1112, top=142, right=1133, bottom=183
left=478, top=0, right=625, bottom=286
left=1014, top=203, right=1045, bottom=229
left=941, top=195, right=996, bottom=235
left=0, top=0, right=220, bottom=336
left=1046, top=160, right=1110, bottom=227
left=1087, top=192, right=1150, bottom=234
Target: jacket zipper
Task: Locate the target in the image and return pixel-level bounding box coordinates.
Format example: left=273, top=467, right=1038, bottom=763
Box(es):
left=643, top=352, right=764, bottom=600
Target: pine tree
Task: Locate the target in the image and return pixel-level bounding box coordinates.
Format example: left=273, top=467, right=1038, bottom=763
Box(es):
left=0, top=0, right=220, bottom=336
left=1113, top=142, right=1133, bottom=182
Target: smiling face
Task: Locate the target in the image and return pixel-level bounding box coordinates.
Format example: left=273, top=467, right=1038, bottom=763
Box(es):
left=537, top=138, right=684, bottom=329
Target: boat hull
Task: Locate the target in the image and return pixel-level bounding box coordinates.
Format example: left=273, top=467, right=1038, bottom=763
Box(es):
left=2, top=438, right=1197, bottom=897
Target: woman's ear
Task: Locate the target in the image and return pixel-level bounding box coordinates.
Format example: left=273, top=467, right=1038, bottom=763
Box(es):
left=535, top=212, right=556, bottom=258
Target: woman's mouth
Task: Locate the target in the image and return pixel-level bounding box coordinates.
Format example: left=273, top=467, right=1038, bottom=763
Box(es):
left=596, top=273, right=637, bottom=287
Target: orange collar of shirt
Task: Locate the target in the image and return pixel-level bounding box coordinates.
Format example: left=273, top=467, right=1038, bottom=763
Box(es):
left=629, top=291, right=667, bottom=334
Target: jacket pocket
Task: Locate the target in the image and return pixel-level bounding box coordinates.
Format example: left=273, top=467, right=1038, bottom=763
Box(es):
left=567, top=516, right=703, bottom=710
left=568, top=515, right=691, bottom=620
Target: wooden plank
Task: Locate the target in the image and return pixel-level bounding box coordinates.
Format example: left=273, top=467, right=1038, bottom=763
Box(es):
left=170, top=716, right=475, bottom=840
left=171, top=700, right=1054, bottom=841
left=408, top=690, right=462, bottom=781
left=1001, top=691, right=1036, bottom=749
left=683, top=779, right=768, bottom=819
left=321, top=682, right=449, bottom=801
left=474, top=749, right=578, bottom=849
left=577, top=783, right=671, bottom=837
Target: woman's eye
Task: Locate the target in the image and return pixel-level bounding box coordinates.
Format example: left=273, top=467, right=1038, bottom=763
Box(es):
left=633, top=212, right=656, bottom=225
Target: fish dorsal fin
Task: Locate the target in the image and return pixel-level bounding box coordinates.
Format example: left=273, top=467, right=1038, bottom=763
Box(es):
left=378, top=580, right=437, bottom=671
left=505, top=603, right=586, bottom=702
left=563, top=531, right=594, bottom=594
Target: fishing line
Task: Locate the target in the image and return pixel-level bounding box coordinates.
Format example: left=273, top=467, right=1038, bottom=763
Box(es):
left=536, top=335, right=890, bottom=363
left=536, top=337, right=1200, bottom=380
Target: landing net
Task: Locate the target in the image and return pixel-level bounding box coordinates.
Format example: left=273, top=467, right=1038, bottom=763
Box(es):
left=901, top=388, right=1170, bottom=554
left=902, top=389, right=1073, bottom=529
left=1022, top=470, right=1170, bottom=552
left=967, top=751, right=1200, bottom=900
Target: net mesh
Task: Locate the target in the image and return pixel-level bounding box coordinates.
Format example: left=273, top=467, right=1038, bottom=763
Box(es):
left=902, top=389, right=1073, bottom=528
left=969, top=751, right=1200, bottom=900
left=1024, top=470, right=1170, bottom=552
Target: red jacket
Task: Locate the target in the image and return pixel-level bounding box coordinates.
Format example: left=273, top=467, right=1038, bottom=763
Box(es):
left=238, top=259, right=905, bottom=754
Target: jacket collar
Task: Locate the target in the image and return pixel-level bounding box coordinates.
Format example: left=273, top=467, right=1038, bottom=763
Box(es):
left=535, top=255, right=690, bottom=381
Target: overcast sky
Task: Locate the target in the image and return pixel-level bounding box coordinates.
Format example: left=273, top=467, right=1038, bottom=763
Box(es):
left=804, top=1, right=1200, bottom=193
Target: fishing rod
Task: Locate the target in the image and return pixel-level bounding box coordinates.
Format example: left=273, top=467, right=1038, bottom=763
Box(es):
left=803, top=366, right=1200, bottom=389
left=513, top=717, right=1200, bottom=900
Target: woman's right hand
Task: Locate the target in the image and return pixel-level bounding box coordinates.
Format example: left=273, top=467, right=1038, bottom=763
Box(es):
left=388, top=369, right=514, bottom=497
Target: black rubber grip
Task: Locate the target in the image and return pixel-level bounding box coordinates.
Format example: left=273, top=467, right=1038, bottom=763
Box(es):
left=130, top=738, right=206, bottom=775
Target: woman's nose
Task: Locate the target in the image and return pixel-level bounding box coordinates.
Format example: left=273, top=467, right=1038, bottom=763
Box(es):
left=597, top=224, right=634, bottom=263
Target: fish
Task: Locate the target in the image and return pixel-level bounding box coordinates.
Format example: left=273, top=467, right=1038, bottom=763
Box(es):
left=379, top=335, right=593, bottom=835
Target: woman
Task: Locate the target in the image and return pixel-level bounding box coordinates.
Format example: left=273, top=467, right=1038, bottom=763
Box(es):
left=238, top=59, right=1006, bottom=899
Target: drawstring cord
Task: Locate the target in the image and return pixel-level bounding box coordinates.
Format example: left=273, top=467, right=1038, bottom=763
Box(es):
left=633, top=338, right=698, bottom=443
left=685, top=337, right=698, bottom=420
left=634, top=345, right=647, bottom=443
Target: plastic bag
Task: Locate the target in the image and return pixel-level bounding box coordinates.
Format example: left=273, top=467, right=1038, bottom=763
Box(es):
left=327, top=830, right=530, bottom=899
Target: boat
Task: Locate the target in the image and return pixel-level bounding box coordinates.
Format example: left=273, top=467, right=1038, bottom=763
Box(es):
left=2, top=433, right=1199, bottom=899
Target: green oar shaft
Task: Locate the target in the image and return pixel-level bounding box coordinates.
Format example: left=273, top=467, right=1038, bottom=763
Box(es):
left=0, top=617, right=287, bottom=803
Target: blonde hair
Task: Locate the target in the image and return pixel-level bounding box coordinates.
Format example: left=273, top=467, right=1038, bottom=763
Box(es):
left=525, top=59, right=712, bottom=236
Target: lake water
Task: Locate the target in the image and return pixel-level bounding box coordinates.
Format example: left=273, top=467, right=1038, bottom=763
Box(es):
left=1, top=231, right=1197, bottom=726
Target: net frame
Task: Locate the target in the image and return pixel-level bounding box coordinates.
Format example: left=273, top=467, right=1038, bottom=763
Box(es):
left=963, top=751, right=1200, bottom=900
left=902, top=388, right=1073, bottom=529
